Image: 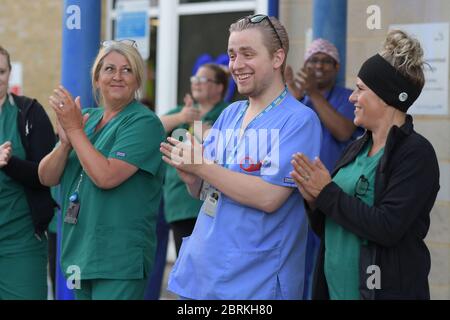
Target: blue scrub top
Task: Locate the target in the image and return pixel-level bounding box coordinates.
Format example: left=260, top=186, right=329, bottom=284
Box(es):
left=168, top=92, right=322, bottom=299
left=301, top=86, right=362, bottom=172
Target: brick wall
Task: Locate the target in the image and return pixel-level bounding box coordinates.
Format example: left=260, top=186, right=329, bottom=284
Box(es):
left=0, top=0, right=108, bottom=126
left=0, top=0, right=63, bottom=124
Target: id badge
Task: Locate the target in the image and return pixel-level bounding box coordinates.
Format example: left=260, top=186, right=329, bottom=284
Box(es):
left=200, top=181, right=212, bottom=201
left=203, top=190, right=220, bottom=218
left=64, top=202, right=80, bottom=224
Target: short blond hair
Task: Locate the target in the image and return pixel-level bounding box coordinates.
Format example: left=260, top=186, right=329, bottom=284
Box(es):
left=91, top=42, right=145, bottom=105
left=229, top=15, right=289, bottom=75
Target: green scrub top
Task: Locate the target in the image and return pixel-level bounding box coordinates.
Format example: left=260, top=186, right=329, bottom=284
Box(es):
left=324, top=139, right=384, bottom=300
left=163, top=101, right=228, bottom=223
left=0, top=96, right=45, bottom=255
left=59, top=100, right=165, bottom=280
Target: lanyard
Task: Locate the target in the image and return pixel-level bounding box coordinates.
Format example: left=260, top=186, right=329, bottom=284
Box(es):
left=67, top=115, right=99, bottom=203
left=69, top=172, right=83, bottom=203
left=67, top=112, right=102, bottom=203
left=223, top=87, right=288, bottom=168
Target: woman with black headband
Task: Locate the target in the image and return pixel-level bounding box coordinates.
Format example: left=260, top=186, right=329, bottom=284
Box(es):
left=290, top=30, right=440, bottom=300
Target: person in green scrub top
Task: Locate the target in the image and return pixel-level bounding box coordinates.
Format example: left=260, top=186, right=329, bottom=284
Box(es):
left=0, top=46, right=56, bottom=300
left=290, top=30, right=440, bottom=300
left=160, top=63, right=229, bottom=255
left=38, top=40, right=165, bottom=300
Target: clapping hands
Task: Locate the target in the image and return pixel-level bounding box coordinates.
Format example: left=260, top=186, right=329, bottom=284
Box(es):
left=0, top=141, right=12, bottom=168
left=290, top=153, right=331, bottom=204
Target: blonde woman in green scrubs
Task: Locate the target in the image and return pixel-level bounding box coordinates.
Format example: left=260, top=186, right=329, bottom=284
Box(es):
left=39, top=41, right=165, bottom=300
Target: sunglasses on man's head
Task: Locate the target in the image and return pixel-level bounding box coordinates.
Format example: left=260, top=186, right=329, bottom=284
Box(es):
left=239, top=14, right=283, bottom=49
left=101, top=39, right=138, bottom=48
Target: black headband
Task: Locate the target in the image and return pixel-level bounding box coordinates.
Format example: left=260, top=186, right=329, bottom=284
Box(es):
left=357, top=54, right=422, bottom=112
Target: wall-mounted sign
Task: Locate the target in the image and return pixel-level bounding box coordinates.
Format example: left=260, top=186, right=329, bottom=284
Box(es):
left=115, top=0, right=150, bottom=60
left=9, top=62, right=23, bottom=95
left=390, top=23, right=449, bottom=115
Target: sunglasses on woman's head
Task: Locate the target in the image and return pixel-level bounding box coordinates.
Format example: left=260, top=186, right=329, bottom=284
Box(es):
left=101, top=39, right=138, bottom=48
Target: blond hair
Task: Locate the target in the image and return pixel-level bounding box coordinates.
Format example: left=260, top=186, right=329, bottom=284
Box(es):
left=229, top=15, right=289, bottom=75
left=91, top=42, right=145, bottom=105
left=379, top=30, right=425, bottom=89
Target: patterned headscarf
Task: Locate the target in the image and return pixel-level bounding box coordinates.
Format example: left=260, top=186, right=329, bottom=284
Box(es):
left=304, top=38, right=340, bottom=64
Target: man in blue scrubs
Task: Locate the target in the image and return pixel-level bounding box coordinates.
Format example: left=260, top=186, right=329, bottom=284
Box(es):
left=161, top=15, right=321, bottom=299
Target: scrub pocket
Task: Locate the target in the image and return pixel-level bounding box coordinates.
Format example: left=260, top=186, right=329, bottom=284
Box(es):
left=219, top=246, right=281, bottom=299
left=95, top=226, right=145, bottom=279
left=172, top=236, right=190, bottom=271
